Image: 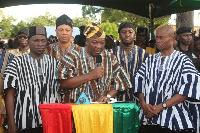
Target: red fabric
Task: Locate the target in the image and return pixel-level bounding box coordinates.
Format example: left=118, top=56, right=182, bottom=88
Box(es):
left=0, top=115, right=2, bottom=125
left=39, top=103, right=72, bottom=133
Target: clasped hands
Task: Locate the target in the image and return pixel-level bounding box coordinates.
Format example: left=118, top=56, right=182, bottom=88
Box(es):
left=140, top=103, right=163, bottom=119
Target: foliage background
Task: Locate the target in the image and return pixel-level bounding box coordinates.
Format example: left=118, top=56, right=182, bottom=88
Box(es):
left=0, top=5, right=169, bottom=40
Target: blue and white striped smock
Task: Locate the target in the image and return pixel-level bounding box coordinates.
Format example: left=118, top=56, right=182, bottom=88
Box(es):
left=112, top=44, right=149, bottom=101
left=133, top=50, right=200, bottom=131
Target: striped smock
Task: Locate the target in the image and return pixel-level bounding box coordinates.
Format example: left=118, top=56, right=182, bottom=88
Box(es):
left=112, top=44, right=149, bottom=101
left=133, top=50, right=200, bottom=131
left=4, top=54, right=61, bottom=130
left=56, top=46, right=132, bottom=102
left=0, top=49, right=14, bottom=133
left=0, top=49, right=15, bottom=73
left=45, top=42, right=76, bottom=61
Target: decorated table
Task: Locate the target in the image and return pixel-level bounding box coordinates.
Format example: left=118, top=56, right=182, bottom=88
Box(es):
left=39, top=102, right=139, bottom=133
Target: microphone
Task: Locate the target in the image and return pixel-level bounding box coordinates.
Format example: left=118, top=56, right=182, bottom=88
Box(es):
left=96, top=55, right=103, bottom=91
left=96, top=54, right=102, bottom=67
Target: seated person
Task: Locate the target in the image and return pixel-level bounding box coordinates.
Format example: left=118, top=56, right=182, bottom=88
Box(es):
left=56, top=22, right=132, bottom=103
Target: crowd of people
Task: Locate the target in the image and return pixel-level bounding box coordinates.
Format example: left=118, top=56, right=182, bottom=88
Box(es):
left=0, top=14, right=199, bottom=133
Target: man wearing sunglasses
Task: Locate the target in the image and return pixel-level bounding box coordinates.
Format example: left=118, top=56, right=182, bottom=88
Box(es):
left=8, top=28, right=30, bottom=56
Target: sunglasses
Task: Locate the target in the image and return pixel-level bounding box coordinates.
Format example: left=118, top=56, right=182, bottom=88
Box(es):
left=18, top=35, right=28, bottom=39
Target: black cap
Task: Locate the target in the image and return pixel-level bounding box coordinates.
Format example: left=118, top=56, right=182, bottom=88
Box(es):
left=17, top=28, right=28, bottom=35
left=176, top=26, right=193, bottom=35
left=28, top=26, right=47, bottom=39
left=118, top=22, right=135, bottom=33
left=56, top=14, right=72, bottom=29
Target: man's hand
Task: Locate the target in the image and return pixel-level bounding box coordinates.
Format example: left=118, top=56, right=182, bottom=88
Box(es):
left=8, top=121, right=18, bottom=133
left=89, top=66, right=104, bottom=79
left=151, top=104, right=163, bottom=116
left=140, top=103, right=157, bottom=119
left=97, top=90, right=118, bottom=102
left=60, top=66, right=104, bottom=89
left=5, top=88, right=17, bottom=133
left=98, top=95, right=110, bottom=102
left=138, top=93, right=157, bottom=119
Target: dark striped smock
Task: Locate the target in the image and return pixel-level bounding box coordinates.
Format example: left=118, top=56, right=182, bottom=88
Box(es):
left=0, top=49, right=15, bottom=74
left=133, top=50, right=200, bottom=131
left=0, top=49, right=14, bottom=93
left=112, top=44, right=149, bottom=101
left=4, top=54, right=61, bottom=130
left=56, top=46, right=132, bottom=102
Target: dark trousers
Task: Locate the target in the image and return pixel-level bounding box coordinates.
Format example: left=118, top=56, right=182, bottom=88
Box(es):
left=139, top=125, right=195, bottom=133
left=19, top=126, right=43, bottom=133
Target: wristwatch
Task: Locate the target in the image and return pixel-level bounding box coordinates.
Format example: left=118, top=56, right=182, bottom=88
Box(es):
left=162, top=102, right=168, bottom=110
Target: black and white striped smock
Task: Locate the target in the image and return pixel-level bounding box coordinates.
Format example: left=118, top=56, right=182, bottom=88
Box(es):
left=4, top=54, right=61, bottom=130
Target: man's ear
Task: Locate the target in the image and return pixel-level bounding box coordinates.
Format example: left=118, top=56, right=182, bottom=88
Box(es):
left=85, top=39, right=89, bottom=46
left=134, top=33, right=136, bottom=40
left=171, top=35, right=175, bottom=41
left=28, top=40, right=31, bottom=46
left=176, top=35, right=180, bottom=41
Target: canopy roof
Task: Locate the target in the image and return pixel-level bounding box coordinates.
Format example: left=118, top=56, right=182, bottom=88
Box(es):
left=1, top=0, right=200, bottom=18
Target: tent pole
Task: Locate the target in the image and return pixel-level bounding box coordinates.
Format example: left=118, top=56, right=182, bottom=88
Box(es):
left=150, top=18, right=155, bottom=40
left=149, top=4, right=155, bottom=41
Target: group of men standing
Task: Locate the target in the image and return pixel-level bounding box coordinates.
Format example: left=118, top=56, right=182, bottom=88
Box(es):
left=0, top=14, right=200, bottom=133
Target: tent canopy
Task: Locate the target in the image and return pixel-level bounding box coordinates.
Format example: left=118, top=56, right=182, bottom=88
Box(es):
left=1, top=0, right=200, bottom=19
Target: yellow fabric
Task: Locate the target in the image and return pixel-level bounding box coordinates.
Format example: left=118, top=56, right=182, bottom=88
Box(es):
left=0, top=95, right=5, bottom=133
left=146, top=47, right=156, bottom=55
left=84, top=23, right=105, bottom=39
left=72, top=104, right=113, bottom=133
left=0, top=95, right=5, bottom=107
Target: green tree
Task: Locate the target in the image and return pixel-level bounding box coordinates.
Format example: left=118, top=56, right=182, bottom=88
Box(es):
left=0, top=11, right=58, bottom=38
left=0, top=9, right=16, bottom=38
left=27, top=12, right=56, bottom=26
left=100, top=21, right=119, bottom=40
left=72, top=17, right=91, bottom=27
left=11, top=21, right=29, bottom=37
left=82, top=6, right=169, bottom=30
left=82, top=5, right=102, bottom=18
left=101, top=8, right=129, bottom=24
left=82, top=5, right=102, bottom=23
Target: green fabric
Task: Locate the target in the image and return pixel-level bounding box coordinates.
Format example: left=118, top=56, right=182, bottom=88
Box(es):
left=111, top=102, right=139, bottom=133
left=168, top=0, right=200, bottom=14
